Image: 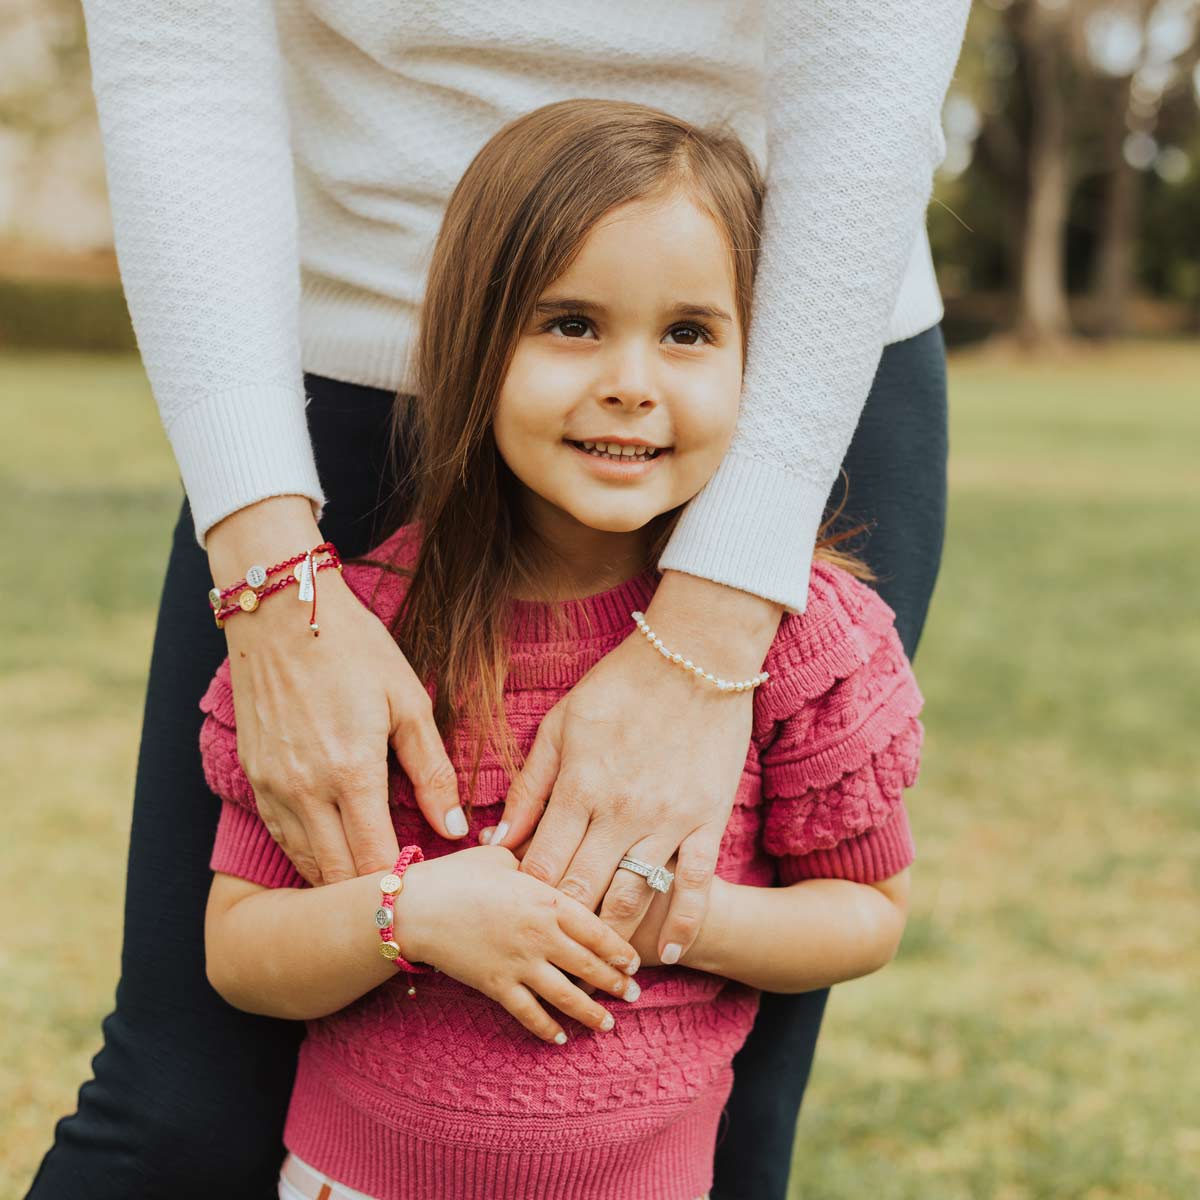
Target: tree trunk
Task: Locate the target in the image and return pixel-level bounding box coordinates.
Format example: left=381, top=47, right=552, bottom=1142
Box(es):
left=1013, top=1, right=1072, bottom=346
left=1090, top=77, right=1138, bottom=339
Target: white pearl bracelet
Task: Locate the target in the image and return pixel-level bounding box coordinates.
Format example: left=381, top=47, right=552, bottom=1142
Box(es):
left=631, top=612, right=769, bottom=694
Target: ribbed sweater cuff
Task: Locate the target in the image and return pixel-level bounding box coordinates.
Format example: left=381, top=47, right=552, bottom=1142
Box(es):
left=211, top=800, right=305, bottom=889
left=658, top=453, right=829, bottom=615
left=166, top=383, right=327, bottom=549
left=778, top=803, right=915, bottom=886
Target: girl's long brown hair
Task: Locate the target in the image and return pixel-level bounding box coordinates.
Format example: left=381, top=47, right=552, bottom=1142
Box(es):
left=364, top=99, right=872, bottom=804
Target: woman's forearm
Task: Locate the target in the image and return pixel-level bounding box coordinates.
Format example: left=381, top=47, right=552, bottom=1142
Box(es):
left=682, top=873, right=909, bottom=993
left=205, top=871, right=398, bottom=1021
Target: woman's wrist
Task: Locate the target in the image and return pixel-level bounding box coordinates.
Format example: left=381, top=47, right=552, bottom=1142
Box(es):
left=206, top=495, right=324, bottom=586
left=646, top=570, right=783, bottom=682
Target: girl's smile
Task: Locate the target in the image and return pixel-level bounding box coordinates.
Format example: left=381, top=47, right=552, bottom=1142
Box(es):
left=564, top=438, right=673, bottom=478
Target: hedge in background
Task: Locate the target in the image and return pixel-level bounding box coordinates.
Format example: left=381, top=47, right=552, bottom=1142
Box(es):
left=0, top=279, right=136, bottom=353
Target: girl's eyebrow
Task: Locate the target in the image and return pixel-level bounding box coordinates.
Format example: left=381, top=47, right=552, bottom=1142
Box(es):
left=535, top=297, right=733, bottom=324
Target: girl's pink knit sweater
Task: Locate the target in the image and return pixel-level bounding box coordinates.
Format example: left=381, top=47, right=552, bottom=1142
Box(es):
left=198, top=525, right=923, bottom=1200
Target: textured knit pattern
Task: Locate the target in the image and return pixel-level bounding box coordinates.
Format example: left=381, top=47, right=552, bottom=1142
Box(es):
left=197, top=525, right=923, bottom=1200
left=81, top=0, right=968, bottom=609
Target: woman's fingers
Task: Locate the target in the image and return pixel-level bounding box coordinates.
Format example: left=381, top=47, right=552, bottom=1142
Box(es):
left=297, top=802, right=359, bottom=885
left=653, top=825, right=721, bottom=962
left=517, top=791, right=589, bottom=889
left=268, top=804, right=323, bottom=886
left=595, top=834, right=680, bottom=941
left=338, top=781, right=401, bottom=877
left=499, top=984, right=568, bottom=1045
left=494, top=704, right=564, bottom=848
left=526, top=965, right=616, bottom=1034
left=388, top=672, right=465, bottom=841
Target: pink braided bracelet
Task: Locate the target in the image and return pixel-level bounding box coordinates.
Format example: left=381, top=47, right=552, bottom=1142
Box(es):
left=376, top=845, right=426, bottom=996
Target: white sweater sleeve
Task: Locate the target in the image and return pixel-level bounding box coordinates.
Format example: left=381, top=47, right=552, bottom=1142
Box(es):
left=658, top=1, right=969, bottom=613
left=82, top=0, right=324, bottom=547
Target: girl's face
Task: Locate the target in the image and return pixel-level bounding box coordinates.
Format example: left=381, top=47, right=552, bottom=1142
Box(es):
left=493, top=188, right=744, bottom=564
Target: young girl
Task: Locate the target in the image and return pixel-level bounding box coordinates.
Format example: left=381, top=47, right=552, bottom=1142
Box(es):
left=200, top=99, right=924, bottom=1200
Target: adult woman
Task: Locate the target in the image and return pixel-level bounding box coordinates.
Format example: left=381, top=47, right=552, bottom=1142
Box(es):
left=29, top=4, right=967, bottom=1198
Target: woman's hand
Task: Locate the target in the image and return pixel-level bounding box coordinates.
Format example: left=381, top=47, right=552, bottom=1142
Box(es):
left=209, top=497, right=465, bottom=886
left=396, top=845, right=641, bottom=1044
left=494, top=571, right=783, bottom=963
left=625, top=856, right=676, bottom=969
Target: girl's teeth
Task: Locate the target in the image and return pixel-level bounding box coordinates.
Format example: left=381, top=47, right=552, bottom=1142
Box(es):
left=578, top=441, right=658, bottom=460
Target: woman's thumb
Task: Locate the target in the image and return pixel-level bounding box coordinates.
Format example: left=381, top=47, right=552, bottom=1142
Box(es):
left=389, top=689, right=466, bottom=839
left=488, top=705, right=563, bottom=848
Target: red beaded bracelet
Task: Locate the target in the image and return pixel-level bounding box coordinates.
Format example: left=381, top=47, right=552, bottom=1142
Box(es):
left=376, top=845, right=427, bottom=996
left=209, top=542, right=339, bottom=604
left=208, top=543, right=341, bottom=636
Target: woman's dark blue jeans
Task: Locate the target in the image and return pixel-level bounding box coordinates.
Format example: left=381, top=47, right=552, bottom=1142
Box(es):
left=26, top=324, right=946, bottom=1200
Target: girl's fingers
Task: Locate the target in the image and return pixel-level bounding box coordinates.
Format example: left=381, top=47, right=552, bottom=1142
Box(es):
left=555, top=894, right=640, bottom=976
left=549, top=936, right=640, bottom=1003
left=500, top=984, right=567, bottom=1045
left=527, top=965, right=616, bottom=1034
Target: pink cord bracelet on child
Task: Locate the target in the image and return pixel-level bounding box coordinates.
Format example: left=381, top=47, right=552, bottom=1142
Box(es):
left=376, top=845, right=426, bottom=996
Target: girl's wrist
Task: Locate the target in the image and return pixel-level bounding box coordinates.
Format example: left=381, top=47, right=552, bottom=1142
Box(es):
left=389, top=858, right=435, bottom=967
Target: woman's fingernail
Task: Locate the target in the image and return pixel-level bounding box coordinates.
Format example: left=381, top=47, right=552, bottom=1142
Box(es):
left=554, top=1031, right=568, bottom=1045
left=445, top=807, right=468, bottom=837
left=623, top=979, right=641, bottom=1003
left=599, top=1013, right=615, bottom=1031
left=625, top=954, right=640, bottom=976
left=479, top=827, right=495, bottom=845
left=492, top=821, right=509, bottom=846
left=661, top=943, right=682, bottom=965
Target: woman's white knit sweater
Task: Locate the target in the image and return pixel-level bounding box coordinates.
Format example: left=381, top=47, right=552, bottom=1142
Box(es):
left=81, top=0, right=968, bottom=612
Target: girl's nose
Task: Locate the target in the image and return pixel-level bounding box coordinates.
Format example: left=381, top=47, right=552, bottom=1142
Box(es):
left=599, top=346, right=659, bottom=411
left=601, top=392, right=656, bottom=412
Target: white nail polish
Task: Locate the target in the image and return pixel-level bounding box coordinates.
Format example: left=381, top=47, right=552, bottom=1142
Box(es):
left=479, top=827, right=494, bottom=845
left=625, top=954, right=640, bottom=976
left=623, top=979, right=641, bottom=1002
left=445, top=807, right=468, bottom=837
left=661, top=943, right=682, bottom=965
left=492, top=821, right=509, bottom=845
left=553, top=1031, right=568, bottom=1045
left=599, top=1013, right=615, bottom=1031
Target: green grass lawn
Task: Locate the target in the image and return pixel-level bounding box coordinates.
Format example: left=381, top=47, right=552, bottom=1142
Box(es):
left=2, top=344, right=1198, bottom=1199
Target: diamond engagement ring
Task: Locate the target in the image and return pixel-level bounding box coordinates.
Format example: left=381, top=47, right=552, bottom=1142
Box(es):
left=617, top=856, right=674, bottom=894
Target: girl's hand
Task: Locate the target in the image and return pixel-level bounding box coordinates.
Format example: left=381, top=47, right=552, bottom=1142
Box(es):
left=396, top=845, right=641, bottom=1044
left=209, top=497, right=465, bottom=886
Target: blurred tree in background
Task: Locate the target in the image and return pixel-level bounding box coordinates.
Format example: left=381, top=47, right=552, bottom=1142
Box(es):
left=1, top=0, right=1197, bottom=350
left=933, top=0, right=1200, bottom=346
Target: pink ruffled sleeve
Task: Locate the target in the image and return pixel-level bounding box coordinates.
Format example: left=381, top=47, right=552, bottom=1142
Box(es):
left=198, top=660, right=306, bottom=889
left=755, top=563, right=924, bottom=885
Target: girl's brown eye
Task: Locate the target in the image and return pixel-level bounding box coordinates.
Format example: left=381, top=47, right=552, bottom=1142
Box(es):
left=667, top=325, right=706, bottom=346
left=555, top=318, right=590, bottom=338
